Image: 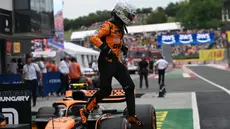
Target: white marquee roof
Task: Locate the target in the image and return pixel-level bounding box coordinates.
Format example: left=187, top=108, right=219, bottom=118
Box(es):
left=64, top=42, right=99, bottom=56
left=71, top=22, right=182, bottom=40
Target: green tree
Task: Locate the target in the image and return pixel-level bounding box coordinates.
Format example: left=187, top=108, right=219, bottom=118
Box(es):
left=146, top=9, right=167, bottom=24
left=165, top=2, right=180, bottom=17
left=64, top=10, right=111, bottom=31
left=141, top=7, right=153, bottom=14
left=64, top=18, right=71, bottom=31
left=156, top=7, right=165, bottom=13
left=176, top=0, right=222, bottom=29
left=136, top=8, right=141, bottom=13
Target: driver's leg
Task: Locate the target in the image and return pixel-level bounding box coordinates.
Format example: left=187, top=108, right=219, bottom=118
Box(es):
left=114, top=63, right=144, bottom=126
left=79, top=62, right=114, bottom=124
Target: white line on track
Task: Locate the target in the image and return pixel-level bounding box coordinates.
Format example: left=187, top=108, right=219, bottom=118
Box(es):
left=187, top=67, right=230, bottom=95
left=192, top=92, right=200, bottom=129
left=187, top=66, right=230, bottom=129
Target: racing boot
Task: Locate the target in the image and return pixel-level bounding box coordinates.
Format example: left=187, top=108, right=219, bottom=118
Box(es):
left=80, top=97, right=98, bottom=124
left=79, top=108, right=89, bottom=124
left=127, top=115, right=144, bottom=126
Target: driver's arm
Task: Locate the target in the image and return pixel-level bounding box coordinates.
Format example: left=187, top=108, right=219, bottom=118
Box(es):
left=89, top=22, right=111, bottom=48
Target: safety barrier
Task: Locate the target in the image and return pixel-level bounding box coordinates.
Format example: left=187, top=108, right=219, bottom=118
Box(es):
left=199, top=49, right=225, bottom=61
left=0, top=72, right=61, bottom=97
left=172, top=59, right=202, bottom=68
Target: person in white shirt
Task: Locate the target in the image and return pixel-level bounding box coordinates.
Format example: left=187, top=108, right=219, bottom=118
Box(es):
left=23, top=54, right=42, bottom=107
left=9, top=58, right=18, bottom=74
left=57, top=55, right=70, bottom=96
left=92, top=60, right=98, bottom=73
left=155, top=56, right=168, bottom=86
left=38, top=56, right=47, bottom=73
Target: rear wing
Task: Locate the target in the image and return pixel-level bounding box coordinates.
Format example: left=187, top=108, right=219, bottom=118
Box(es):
left=85, top=88, right=126, bottom=97
left=66, top=88, right=136, bottom=103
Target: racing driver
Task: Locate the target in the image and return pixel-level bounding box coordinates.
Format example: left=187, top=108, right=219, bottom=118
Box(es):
left=79, top=2, right=144, bottom=126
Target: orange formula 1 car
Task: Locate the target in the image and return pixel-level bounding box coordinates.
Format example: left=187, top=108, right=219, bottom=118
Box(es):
left=32, top=88, right=157, bottom=129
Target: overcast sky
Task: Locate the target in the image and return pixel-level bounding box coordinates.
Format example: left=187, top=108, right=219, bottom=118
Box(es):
left=63, top=0, right=181, bottom=19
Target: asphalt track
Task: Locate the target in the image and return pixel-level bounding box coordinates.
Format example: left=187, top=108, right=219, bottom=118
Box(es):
left=114, top=66, right=230, bottom=129
left=188, top=66, right=230, bottom=129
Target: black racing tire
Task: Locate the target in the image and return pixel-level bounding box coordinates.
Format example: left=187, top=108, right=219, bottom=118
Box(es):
left=128, top=105, right=157, bottom=129
left=36, top=106, right=55, bottom=118
left=98, top=117, right=129, bottom=129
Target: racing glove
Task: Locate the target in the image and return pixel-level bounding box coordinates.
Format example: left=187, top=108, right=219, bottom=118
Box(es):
left=121, top=44, right=128, bottom=56
left=99, top=43, right=116, bottom=60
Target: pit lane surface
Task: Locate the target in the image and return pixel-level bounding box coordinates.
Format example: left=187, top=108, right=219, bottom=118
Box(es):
left=114, top=67, right=230, bottom=129
left=113, top=67, right=221, bottom=93
left=188, top=66, right=230, bottom=129
left=32, top=67, right=230, bottom=129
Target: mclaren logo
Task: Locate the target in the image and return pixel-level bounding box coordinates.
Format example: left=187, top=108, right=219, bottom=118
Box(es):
left=1, top=108, right=19, bottom=124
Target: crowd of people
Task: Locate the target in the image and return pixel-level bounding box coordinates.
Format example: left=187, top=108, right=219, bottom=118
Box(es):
left=122, top=28, right=226, bottom=58
left=7, top=57, right=57, bottom=75
left=6, top=55, right=86, bottom=107
left=169, top=29, right=226, bottom=57
left=19, top=55, right=87, bottom=107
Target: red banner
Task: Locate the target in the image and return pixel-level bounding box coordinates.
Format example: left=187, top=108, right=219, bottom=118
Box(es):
left=6, top=41, right=12, bottom=53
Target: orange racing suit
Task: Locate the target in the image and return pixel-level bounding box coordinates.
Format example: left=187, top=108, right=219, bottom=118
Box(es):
left=79, top=19, right=143, bottom=126
left=90, top=21, right=123, bottom=62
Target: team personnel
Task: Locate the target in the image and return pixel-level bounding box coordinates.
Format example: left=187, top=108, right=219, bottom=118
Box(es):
left=22, top=54, right=42, bottom=107
left=149, top=58, right=154, bottom=73
left=69, top=57, right=82, bottom=83
left=47, top=60, right=57, bottom=72
left=155, top=56, right=168, bottom=86
left=57, top=56, right=70, bottom=96
left=92, top=60, right=99, bottom=74
left=38, top=56, right=47, bottom=74
left=79, top=2, right=144, bottom=126
left=138, top=56, right=149, bottom=89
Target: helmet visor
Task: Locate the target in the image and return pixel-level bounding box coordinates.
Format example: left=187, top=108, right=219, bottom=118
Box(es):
left=123, top=10, right=135, bottom=21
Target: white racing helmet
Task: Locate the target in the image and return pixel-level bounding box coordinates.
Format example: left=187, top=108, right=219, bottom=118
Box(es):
left=113, top=2, right=136, bottom=25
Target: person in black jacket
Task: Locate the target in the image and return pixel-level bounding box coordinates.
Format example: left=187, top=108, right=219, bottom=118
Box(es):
left=149, top=58, right=154, bottom=73
left=138, top=57, right=149, bottom=89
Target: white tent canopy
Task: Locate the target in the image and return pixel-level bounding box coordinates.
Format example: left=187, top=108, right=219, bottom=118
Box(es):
left=64, top=42, right=99, bottom=56
left=127, top=22, right=181, bottom=33
left=32, top=51, right=56, bottom=58
left=70, top=30, right=95, bottom=40
left=64, top=42, right=99, bottom=69
left=71, top=22, right=182, bottom=40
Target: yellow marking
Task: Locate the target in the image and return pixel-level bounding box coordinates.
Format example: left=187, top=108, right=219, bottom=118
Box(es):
left=157, top=124, right=163, bottom=127
left=156, top=111, right=168, bottom=129
left=158, top=118, right=166, bottom=121
left=157, top=122, right=163, bottom=125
